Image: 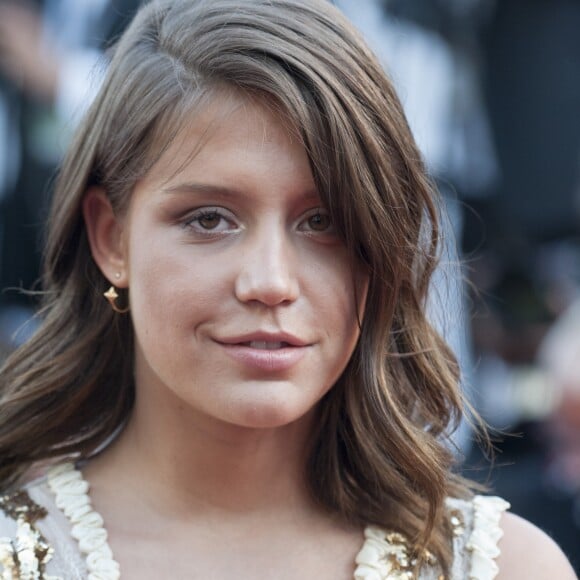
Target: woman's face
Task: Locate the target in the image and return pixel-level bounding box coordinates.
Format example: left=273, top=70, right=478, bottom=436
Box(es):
left=116, top=95, right=367, bottom=430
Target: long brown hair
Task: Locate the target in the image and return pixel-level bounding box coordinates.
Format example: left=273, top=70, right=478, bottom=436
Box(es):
left=0, top=0, right=474, bottom=569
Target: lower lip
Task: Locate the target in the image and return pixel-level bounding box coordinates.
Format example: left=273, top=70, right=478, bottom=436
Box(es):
left=217, top=343, right=309, bottom=372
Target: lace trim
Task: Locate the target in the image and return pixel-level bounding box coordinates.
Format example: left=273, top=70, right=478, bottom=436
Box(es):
left=466, top=496, right=510, bottom=580
left=47, top=463, right=120, bottom=580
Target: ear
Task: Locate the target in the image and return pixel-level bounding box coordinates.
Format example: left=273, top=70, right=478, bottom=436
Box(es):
left=82, top=186, right=129, bottom=288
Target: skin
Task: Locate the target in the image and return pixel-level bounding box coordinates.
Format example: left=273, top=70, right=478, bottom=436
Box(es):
left=497, top=513, right=578, bottom=579
left=82, top=92, right=576, bottom=579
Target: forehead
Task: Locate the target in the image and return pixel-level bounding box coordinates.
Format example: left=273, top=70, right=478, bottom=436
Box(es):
left=140, top=91, right=308, bottom=186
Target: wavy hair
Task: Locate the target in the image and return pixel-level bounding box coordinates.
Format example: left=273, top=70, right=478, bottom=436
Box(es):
left=0, top=0, right=474, bottom=570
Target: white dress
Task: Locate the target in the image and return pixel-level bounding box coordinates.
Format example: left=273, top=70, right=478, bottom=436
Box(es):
left=0, top=463, right=509, bottom=579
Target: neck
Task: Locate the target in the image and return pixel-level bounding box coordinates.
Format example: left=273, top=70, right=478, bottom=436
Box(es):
left=84, top=387, right=319, bottom=521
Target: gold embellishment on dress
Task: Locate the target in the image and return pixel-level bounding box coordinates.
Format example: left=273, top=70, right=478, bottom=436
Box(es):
left=0, top=489, right=58, bottom=580
left=448, top=508, right=465, bottom=537
left=355, top=526, right=441, bottom=579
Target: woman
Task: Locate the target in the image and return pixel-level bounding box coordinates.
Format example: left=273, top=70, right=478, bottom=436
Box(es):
left=0, top=0, right=575, bottom=578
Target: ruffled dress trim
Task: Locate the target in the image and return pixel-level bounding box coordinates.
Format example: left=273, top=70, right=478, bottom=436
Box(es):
left=466, top=496, right=510, bottom=580
left=354, top=495, right=510, bottom=580
left=47, top=463, right=120, bottom=580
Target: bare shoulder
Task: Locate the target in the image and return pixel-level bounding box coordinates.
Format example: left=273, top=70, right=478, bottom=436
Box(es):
left=496, top=511, right=577, bottom=579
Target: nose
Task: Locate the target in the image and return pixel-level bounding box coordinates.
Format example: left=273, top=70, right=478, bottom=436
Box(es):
left=234, top=224, right=300, bottom=307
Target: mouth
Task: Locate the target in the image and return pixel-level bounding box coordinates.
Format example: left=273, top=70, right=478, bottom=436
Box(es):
left=238, top=341, right=292, bottom=350
left=214, top=333, right=310, bottom=371
left=216, top=332, right=309, bottom=348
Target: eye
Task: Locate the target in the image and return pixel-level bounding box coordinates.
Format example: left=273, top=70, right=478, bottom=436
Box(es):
left=184, top=208, right=238, bottom=234
left=298, top=209, right=335, bottom=234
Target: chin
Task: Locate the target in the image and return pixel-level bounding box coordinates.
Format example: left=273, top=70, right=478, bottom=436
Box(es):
left=227, top=396, right=315, bottom=430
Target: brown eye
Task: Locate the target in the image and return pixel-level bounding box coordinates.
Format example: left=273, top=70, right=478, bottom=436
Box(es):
left=197, top=212, right=222, bottom=229
left=307, top=212, right=332, bottom=231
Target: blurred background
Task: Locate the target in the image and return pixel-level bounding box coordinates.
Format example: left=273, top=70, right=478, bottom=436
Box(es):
left=0, top=0, right=579, bottom=571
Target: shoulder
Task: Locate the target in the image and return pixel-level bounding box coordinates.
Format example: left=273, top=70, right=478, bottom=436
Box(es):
left=496, top=511, right=577, bottom=579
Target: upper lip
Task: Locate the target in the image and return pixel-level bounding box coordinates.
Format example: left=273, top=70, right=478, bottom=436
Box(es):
left=215, top=331, right=310, bottom=347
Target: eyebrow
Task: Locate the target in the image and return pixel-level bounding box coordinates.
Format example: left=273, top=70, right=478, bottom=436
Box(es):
left=163, top=183, right=243, bottom=198
left=163, top=182, right=321, bottom=201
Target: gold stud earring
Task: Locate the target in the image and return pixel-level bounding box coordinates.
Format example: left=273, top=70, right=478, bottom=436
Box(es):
left=104, top=286, right=130, bottom=314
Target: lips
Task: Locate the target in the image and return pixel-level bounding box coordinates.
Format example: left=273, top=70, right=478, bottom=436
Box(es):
left=215, top=332, right=310, bottom=371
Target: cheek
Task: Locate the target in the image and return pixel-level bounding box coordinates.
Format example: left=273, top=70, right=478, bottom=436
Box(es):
left=130, top=242, right=175, bottom=319
left=306, top=255, right=366, bottom=348
left=126, top=237, right=223, bottom=339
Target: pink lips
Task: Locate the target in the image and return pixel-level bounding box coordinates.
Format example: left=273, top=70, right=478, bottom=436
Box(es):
left=215, top=332, right=310, bottom=372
